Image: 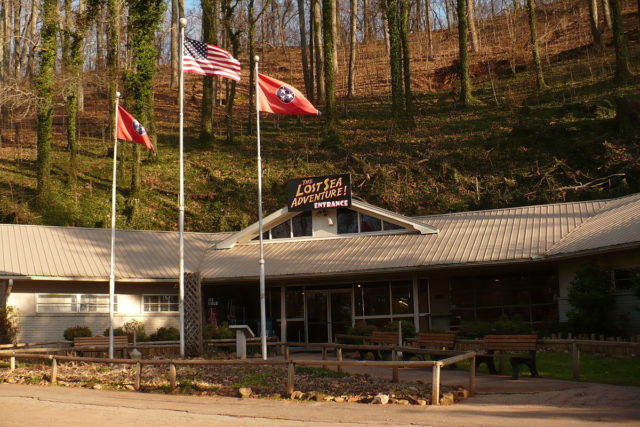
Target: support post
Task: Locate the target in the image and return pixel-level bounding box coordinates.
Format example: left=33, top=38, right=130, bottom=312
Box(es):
left=469, top=356, right=476, bottom=394
left=50, top=357, right=57, bottom=384
left=572, top=341, right=580, bottom=379
left=337, top=347, right=343, bottom=373
left=135, top=362, right=142, bottom=390
left=321, top=347, right=327, bottom=369
left=391, top=349, right=399, bottom=382
left=431, top=363, right=441, bottom=405
left=287, top=361, right=295, bottom=395
left=10, top=356, right=15, bottom=371
left=169, top=363, right=177, bottom=389
left=284, top=343, right=290, bottom=360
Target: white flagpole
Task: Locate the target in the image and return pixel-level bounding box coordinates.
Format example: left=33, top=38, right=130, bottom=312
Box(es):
left=108, top=91, right=121, bottom=360
left=255, top=56, right=267, bottom=360
left=178, top=18, right=186, bottom=358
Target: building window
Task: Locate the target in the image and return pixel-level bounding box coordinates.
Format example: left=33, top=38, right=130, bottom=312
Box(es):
left=37, top=294, right=117, bottom=313
left=253, top=211, right=314, bottom=241
left=143, top=295, right=179, bottom=312
left=338, top=209, right=406, bottom=235
left=613, top=269, right=639, bottom=291
left=354, top=280, right=419, bottom=326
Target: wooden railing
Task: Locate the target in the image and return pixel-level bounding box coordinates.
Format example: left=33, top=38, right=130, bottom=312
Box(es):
left=0, top=346, right=477, bottom=406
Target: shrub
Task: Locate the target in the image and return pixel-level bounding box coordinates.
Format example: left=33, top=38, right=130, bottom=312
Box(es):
left=123, top=319, right=147, bottom=342
left=0, top=307, right=18, bottom=344
left=567, top=265, right=616, bottom=335
left=204, top=322, right=234, bottom=339
left=346, top=321, right=376, bottom=336
left=63, top=325, right=92, bottom=341
left=148, top=326, right=180, bottom=341
left=102, top=327, right=128, bottom=337
left=382, top=320, right=416, bottom=339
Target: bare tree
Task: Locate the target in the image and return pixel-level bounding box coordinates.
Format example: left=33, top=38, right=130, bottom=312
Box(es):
left=588, top=0, right=603, bottom=50
left=297, top=0, right=312, bottom=98
left=526, top=0, right=547, bottom=90
left=601, top=0, right=612, bottom=30
left=312, top=0, right=324, bottom=101
left=467, top=0, right=479, bottom=52
left=347, top=0, right=356, bottom=97
left=609, top=0, right=631, bottom=85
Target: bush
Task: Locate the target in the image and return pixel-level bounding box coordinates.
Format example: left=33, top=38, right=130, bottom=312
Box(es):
left=123, top=319, right=147, bottom=342
left=0, top=307, right=18, bottom=344
left=567, top=265, right=616, bottom=335
left=102, top=327, right=128, bottom=337
left=382, top=320, right=416, bottom=339
left=148, top=326, right=180, bottom=341
left=346, top=321, right=377, bottom=336
left=63, top=325, right=93, bottom=341
left=204, top=322, right=234, bottom=339
left=458, top=315, right=531, bottom=339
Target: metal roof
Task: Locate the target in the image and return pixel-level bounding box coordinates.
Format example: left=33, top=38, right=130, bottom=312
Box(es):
left=1, top=193, right=639, bottom=281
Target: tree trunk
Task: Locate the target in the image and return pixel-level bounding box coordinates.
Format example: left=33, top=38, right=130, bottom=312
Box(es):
left=170, top=0, right=179, bottom=88
left=107, top=0, right=120, bottom=143
left=347, top=0, right=357, bottom=97
left=12, top=0, right=20, bottom=76
left=222, top=0, right=239, bottom=144
left=467, top=0, right=479, bottom=53
left=457, top=0, right=476, bottom=106
left=309, top=6, right=316, bottom=99
left=313, top=0, right=325, bottom=101
left=425, top=0, right=432, bottom=58
left=609, top=0, right=631, bottom=85
left=322, top=0, right=337, bottom=129
left=200, top=0, right=218, bottom=142
left=601, top=0, right=612, bottom=30
left=26, top=0, right=38, bottom=76
left=382, top=11, right=391, bottom=54
left=383, top=0, right=404, bottom=122
left=399, top=0, right=414, bottom=127
left=362, top=0, right=373, bottom=42
left=1, top=0, right=8, bottom=73
left=36, top=0, right=58, bottom=202
left=526, top=0, right=547, bottom=90
left=331, top=0, right=339, bottom=73
left=297, top=0, right=312, bottom=99
left=588, top=0, right=603, bottom=50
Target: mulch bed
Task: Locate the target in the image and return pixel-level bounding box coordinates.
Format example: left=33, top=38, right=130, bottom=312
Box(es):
left=0, top=360, right=470, bottom=406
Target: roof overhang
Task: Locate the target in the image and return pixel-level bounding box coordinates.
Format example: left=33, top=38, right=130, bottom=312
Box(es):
left=215, top=200, right=438, bottom=250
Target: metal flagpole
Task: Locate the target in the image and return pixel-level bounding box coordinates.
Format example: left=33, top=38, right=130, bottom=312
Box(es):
left=178, top=18, right=186, bottom=358
left=108, top=91, right=121, bottom=360
left=255, top=56, right=267, bottom=360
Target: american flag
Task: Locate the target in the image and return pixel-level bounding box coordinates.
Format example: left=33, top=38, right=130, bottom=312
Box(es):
left=183, top=37, right=241, bottom=81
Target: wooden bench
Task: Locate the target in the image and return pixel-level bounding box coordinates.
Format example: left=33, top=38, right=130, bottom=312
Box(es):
left=415, top=333, right=456, bottom=351
left=73, top=336, right=128, bottom=357
left=369, top=331, right=400, bottom=346
left=476, top=335, right=539, bottom=379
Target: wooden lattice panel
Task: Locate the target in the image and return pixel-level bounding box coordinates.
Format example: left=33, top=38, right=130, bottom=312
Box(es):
left=184, top=272, right=203, bottom=357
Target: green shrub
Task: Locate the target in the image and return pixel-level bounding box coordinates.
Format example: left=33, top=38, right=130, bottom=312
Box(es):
left=0, top=307, right=18, bottom=344
left=102, top=327, right=128, bottom=338
left=148, top=326, right=180, bottom=341
left=123, top=319, right=147, bottom=342
left=382, top=320, right=416, bottom=339
left=204, top=322, right=234, bottom=339
left=346, top=321, right=377, bottom=336
left=63, top=325, right=93, bottom=341
left=567, top=265, right=616, bottom=335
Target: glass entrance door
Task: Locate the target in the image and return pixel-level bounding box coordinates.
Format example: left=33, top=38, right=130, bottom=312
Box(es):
left=306, top=292, right=329, bottom=343
left=306, top=290, right=352, bottom=343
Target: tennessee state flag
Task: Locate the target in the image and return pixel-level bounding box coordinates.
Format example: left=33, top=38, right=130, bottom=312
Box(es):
left=257, top=74, right=320, bottom=116
left=116, top=105, right=154, bottom=151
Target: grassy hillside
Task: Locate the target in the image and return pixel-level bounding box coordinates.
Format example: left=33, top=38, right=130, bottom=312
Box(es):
left=0, top=1, right=639, bottom=232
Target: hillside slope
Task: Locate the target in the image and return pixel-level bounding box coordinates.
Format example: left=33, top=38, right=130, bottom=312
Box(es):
left=0, top=0, right=639, bottom=232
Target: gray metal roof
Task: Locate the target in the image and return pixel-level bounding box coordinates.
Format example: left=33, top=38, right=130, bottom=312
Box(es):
left=1, top=193, right=639, bottom=281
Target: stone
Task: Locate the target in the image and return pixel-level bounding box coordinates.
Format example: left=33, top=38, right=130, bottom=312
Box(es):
left=271, top=393, right=281, bottom=399
left=395, top=399, right=410, bottom=405
left=333, top=396, right=345, bottom=403
left=456, top=388, right=470, bottom=400
left=290, top=391, right=304, bottom=400
left=417, top=399, right=427, bottom=406
left=347, top=395, right=362, bottom=403
left=440, top=392, right=455, bottom=406
left=239, top=387, right=252, bottom=398
left=373, top=394, right=390, bottom=405
left=92, top=384, right=103, bottom=390
left=124, top=385, right=135, bottom=391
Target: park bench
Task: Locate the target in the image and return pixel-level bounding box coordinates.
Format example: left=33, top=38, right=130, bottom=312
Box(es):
left=369, top=331, right=400, bottom=346
left=403, top=332, right=457, bottom=361
left=73, top=336, right=128, bottom=357
left=476, top=334, right=539, bottom=379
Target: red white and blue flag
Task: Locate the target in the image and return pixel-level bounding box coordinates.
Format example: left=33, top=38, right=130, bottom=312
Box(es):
left=183, top=37, right=241, bottom=81
left=116, top=105, right=154, bottom=152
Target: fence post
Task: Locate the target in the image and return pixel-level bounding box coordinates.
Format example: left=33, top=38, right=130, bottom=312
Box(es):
left=572, top=341, right=580, bottom=379
left=431, top=363, right=441, bottom=406
left=336, top=348, right=343, bottom=373
left=322, top=347, right=327, bottom=369
left=284, top=344, right=290, bottom=360
left=10, top=356, right=15, bottom=371
left=469, top=355, right=476, bottom=394
left=286, top=361, right=295, bottom=395
left=169, top=363, right=176, bottom=389
left=50, top=357, right=57, bottom=384
left=391, top=349, right=399, bottom=383
left=135, top=362, right=142, bottom=390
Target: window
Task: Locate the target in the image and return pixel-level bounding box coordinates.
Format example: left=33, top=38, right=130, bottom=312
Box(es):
left=143, top=295, right=179, bottom=312
left=613, top=269, right=639, bottom=291
left=354, top=280, right=418, bottom=326
left=253, top=212, right=313, bottom=241
left=338, top=209, right=406, bottom=235
left=37, top=294, right=117, bottom=313
left=270, top=220, right=291, bottom=239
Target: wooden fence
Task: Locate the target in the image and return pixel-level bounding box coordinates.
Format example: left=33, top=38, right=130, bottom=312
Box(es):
left=0, top=346, right=477, bottom=406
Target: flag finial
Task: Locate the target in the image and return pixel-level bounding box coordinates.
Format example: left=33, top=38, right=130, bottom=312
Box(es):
left=254, top=55, right=260, bottom=62
left=179, top=18, right=187, bottom=28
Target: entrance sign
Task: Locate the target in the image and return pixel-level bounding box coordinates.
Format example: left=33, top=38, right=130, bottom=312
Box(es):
left=287, top=174, right=352, bottom=211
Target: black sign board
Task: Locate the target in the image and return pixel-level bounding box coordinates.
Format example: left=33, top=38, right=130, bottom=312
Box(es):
left=287, top=174, right=352, bottom=211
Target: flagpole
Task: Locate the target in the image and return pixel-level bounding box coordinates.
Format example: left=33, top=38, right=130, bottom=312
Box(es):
left=108, top=91, right=120, bottom=360
left=178, top=18, right=186, bottom=358
left=255, top=56, right=267, bottom=361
